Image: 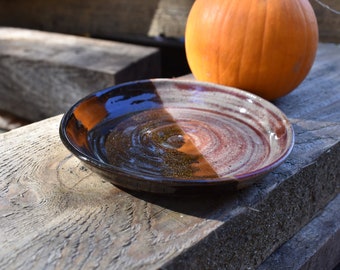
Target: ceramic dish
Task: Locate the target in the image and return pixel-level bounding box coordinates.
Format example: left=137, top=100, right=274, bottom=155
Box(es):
left=59, top=79, right=294, bottom=195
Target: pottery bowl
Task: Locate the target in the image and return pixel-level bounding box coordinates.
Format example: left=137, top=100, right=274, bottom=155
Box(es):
left=59, top=79, right=294, bottom=195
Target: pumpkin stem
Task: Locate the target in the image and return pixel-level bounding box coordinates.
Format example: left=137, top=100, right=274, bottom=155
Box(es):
left=314, top=0, right=340, bottom=15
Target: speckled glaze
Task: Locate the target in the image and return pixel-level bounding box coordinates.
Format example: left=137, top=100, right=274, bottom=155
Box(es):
left=59, top=79, right=294, bottom=194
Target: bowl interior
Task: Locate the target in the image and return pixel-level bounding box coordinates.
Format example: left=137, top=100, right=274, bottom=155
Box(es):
left=60, top=79, right=294, bottom=191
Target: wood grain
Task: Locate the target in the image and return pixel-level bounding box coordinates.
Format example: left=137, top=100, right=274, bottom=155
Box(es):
left=147, top=0, right=194, bottom=38
left=0, top=1, right=339, bottom=43
left=0, top=27, right=160, bottom=122
left=0, top=43, right=339, bottom=269
left=0, top=109, right=29, bottom=132
left=310, top=0, right=340, bottom=43
left=0, top=0, right=194, bottom=39
left=0, top=117, right=226, bottom=269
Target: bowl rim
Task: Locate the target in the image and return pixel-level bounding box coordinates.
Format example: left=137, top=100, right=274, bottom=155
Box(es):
left=59, top=78, right=295, bottom=187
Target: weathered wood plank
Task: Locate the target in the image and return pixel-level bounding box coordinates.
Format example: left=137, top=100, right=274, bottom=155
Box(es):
left=0, top=1, right=339, bottom=43
left=0, top=116, right=224, bottom=269
left=0, top=110, right=29, bottom=132
left=258, top=194, right=340, bottom=270
left=0, top=0, right=194, bottom=39
left=0, top=43, right=339, bottom=269
left=147, top=0, right=193, bottom=38
left=310, top=0, right=340, bottom=43
left=0, top=27, right=160, bottom=121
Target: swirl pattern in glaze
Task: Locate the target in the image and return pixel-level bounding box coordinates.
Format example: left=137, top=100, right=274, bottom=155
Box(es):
left=60, top=79, right=294, bottom=194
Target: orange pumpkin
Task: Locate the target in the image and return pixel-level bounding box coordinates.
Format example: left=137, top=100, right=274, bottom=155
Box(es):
left=185, top=0, right=319, bottom=100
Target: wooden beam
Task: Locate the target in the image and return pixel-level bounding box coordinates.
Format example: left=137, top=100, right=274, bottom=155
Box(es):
left=0, top=0, right=194, bottom=39
left=0, top=1, right=338, bottom=42
left=0, top=27, right=160, bottom=121
left=310, top=0, right=340, bottom=43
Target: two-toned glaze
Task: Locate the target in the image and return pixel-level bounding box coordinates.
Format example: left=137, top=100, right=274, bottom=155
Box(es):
left=59, top=79, right=294, bottom=194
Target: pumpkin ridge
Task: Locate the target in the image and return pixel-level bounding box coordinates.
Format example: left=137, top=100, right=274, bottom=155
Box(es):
left=272, top=0, right=295, bottom=96
left=278, top=0, right=302, bottom=93
left=206, top=1, right=221, bottom=80
left=218, top=0, right=235, bottom=84
left=293, top=0, right=318, bottom=90
left=289, top=0, right=309, bottom=92
left=256, top=1, right=269, bottom=95
left=236, top=0, right=251, bottom=87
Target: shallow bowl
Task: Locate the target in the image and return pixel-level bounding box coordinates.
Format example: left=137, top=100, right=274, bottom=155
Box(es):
left=59, top=79, right=294, bottom=195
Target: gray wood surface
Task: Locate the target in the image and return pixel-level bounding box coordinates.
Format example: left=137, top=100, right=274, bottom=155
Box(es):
left=259, top=194, right=340, bottom=270
left=0, top=0, right=194, bottom=39
left=0, top=27, right=160, bottom=122
left=310, top=0, right=340, bottom=43
left=0, top=110, right=29, bottom=132
left=0, top=1, right=339, bottom=43
left=0, top=43, right=339, bottom=269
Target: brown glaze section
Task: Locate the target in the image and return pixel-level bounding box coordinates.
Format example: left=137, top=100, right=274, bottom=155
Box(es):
left=104, top=108, right=218, bottom=179
left=60, top=79, right=294, bottom=194
left=177, top=133, right=218, bottom=178
left=73, top=96, right=108, bottom=130
left=65, top=115, right=89, bottom=151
